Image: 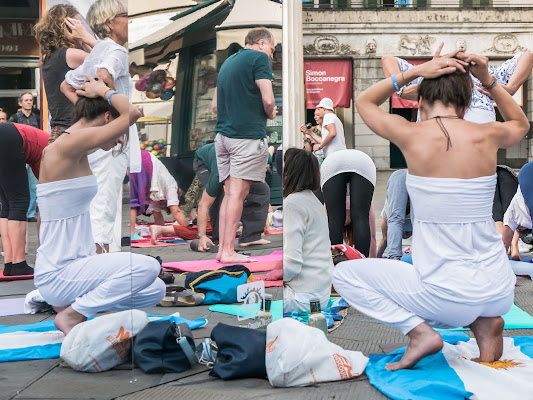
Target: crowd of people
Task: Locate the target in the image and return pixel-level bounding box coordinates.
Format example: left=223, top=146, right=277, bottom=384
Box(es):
left=284, top=44, right=533, bottom=371
left=1, top=2, right=533, bottom=377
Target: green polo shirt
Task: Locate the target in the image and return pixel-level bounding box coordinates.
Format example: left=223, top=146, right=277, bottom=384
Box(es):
left=215, top=49, right=272, bottom=139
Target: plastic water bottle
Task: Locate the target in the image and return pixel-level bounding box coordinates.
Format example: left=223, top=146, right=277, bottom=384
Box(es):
left=256, top=294, right=273, bottom=329
left=308, top=298, right=328, bottom=338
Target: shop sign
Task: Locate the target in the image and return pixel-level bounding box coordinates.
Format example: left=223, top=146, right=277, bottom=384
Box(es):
left=304, top=59, right=352, bottom=108
left=0, top=19, right=39, bottom=57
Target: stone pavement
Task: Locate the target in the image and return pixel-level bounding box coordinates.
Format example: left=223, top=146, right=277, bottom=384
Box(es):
left=1, top=173, right=532, bottom=400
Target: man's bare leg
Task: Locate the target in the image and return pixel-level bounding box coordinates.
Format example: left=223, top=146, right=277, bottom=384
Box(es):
left=385, top=322, right=443, bottom=371
left=469, top=316, right=505, bottom=363
left=217, top=177, right=255, bottom=263
left=153, top=211, right=165, bottom=226
left=54, top=306, right=87, bottom=335
left=149, top=225, right=176, bottom=245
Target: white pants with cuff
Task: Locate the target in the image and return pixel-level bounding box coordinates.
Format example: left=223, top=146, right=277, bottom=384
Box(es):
left=37, top=252, right=165, bottom=318
left=332, top=259, right=513, bottom=335
left=283, top=285, right=330, bottom=314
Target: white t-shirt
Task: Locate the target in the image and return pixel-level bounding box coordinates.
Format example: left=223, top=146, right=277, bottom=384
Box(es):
left=321, top=112, right=346, bottom=158
left=503, top=188, right=532, bottom=231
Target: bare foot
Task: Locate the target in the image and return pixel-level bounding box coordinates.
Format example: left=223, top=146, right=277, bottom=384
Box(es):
left=149, top=225, right=164, bottom=245
left=511, top=251, right=521, bottom=261
left=54, top=306, right=87, bottom=335
left=469, top=316, right=504, bottom=363
left=219, top=252, right=257, bottom=263
left=239, top=239, right=271, bottom=247
left=385, top=322, right=443, bottom=371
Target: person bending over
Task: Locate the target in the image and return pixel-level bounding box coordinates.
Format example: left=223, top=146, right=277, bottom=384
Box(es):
left=35, top=77, right=165, bottom=335
left=502, top=161, right=533, bottom=256
left=130, top=149, right=188, bottom=236
left=320, top=149, right=376, bottom=258
left=333, top=48, right=529, bottom=371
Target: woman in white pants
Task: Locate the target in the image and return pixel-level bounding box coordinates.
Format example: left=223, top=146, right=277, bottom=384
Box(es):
left=333, top=47, right=529, bottom=370
left=35, top=77, right=165, bottom=335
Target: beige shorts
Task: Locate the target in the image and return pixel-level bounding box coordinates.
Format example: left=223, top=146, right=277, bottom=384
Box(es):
left=214, top=133, right=269, bottom=183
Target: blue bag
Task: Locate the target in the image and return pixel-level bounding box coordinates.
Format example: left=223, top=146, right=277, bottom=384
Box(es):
left=184, top=265, right=251, bottom=304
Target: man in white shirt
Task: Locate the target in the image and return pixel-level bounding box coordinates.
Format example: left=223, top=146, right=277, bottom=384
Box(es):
left=303, top=97, right=346, bottom=159
left=502, top=161, right=532, bottom=252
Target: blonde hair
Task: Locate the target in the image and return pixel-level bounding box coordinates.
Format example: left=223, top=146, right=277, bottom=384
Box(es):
left=86, top=0, right=126, bottom=39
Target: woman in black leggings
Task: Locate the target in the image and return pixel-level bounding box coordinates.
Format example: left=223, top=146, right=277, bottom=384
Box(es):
left=0, top=123, right=49, bottom=276
left=320, top=149, right=376, bottom=257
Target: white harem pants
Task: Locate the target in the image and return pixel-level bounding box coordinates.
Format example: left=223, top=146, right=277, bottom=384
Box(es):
left=332, top=259, right=513, bottom=335
left=37, top=252, right=165, bottom=318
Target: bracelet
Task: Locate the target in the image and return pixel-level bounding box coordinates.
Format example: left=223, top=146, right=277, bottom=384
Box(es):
left=391, top=75, right=401, bottom=92
left=107, top=90, right=118, bottom=105
left=483, top=78, right=497, bottom=91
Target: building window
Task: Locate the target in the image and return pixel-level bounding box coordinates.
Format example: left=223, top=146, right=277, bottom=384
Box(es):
left=461, top=0, right=493, bottom=6
left=364, top=0, right=430, bottom=7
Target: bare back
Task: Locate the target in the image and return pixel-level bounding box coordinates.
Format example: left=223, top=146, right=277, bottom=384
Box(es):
left=401, top=118, right=500, bottom=179
left=38, top=130, right=93, bottom=184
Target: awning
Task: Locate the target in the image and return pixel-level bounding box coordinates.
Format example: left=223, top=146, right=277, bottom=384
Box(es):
left=129, top=0, right=197, bottom=17
left=214, top=0, right=282, bottom=51
left=129, top=0, right=228, bottom=66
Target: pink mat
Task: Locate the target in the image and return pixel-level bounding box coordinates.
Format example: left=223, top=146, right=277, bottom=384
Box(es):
left=131, top=236, right=189, bottom=248
left=163, top=251, right=283, bottom=273
left=0, top=271, right=33, bottom=281
left=263, top=229, right=283, bottom=235
left=253, top=274, right=283, bottom=287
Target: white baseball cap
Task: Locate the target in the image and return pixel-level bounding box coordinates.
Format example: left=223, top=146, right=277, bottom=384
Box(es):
left=316, top=98, right=334, bottom=111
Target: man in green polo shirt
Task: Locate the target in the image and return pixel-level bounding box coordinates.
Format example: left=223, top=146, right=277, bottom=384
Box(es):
left=213, top=27, right=277, bottom=263
left=193, top=143, right=271, bottom=252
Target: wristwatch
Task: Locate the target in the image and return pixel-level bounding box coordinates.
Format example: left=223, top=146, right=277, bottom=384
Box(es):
left=197, top=233, right=206, bottom=239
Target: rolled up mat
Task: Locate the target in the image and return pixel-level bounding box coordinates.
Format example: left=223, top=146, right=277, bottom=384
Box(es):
left=0, top=271, right=33, bottom=281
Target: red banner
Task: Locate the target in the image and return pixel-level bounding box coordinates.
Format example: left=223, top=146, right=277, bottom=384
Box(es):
left=390, top=59, right=428, bottom=108
left=304, top=60, right=352, bottom=109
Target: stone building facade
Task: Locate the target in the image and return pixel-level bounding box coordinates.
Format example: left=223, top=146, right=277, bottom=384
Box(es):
left=303, top=8, right=533, bottom=169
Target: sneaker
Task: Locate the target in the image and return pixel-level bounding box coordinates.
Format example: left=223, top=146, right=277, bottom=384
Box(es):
left=518, top=238, right=533, bottom=253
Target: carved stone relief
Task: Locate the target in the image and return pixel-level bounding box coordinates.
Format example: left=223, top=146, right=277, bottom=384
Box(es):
left=303, top=35, right=359, bottom=56
left=398, top=35, right=436, bottom=56
left=365, top=38, right=377, bottom=55
left=456, top=38, right=467, bottom=52
left=484, top=35, right=529, bottom=54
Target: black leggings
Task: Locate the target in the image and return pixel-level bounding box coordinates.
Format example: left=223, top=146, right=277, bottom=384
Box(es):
left=0, top=123, right=30, bottom=221
left=493, top=166, right=518, bottom=222
left=323, top=172, right=374, bottom=257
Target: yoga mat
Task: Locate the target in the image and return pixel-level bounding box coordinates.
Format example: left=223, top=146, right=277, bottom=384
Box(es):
left=253, top=274, right=283, bottom=287
left=0, top=298, right=26, bottom=317
left=0, top=271, right=33, bottom=282
left=131, top=239, right=189, bottom=248
left=263, top=229, right=283, bottom=235
left=510, top=254, right=533, bottom=263
left=209, top=299, right=284, bottom=321
left=163, top=250, right=283, bottom=273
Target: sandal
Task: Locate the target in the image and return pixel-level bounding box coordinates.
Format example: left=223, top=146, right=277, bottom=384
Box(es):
left=159, top=286, right=205, bottom=307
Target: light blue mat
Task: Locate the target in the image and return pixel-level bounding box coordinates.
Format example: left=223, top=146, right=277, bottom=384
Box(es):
left=209, top=299, right=284, bottom=321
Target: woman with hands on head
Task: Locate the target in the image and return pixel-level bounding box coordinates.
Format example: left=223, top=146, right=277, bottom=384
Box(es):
left=34, top=77, right=165, bottom=335
left=34, top=4, right=97, bottom=143
left=333, top=46, right=529, bottom=371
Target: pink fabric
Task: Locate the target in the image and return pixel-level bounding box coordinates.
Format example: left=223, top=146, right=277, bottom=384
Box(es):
left=163, top=251, right=283, bottom=273
left=131, top=241, right=189, bottom=248
left=0, top=271, right=34, bottom=281
left=253, top=274, right=283, bottom=287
